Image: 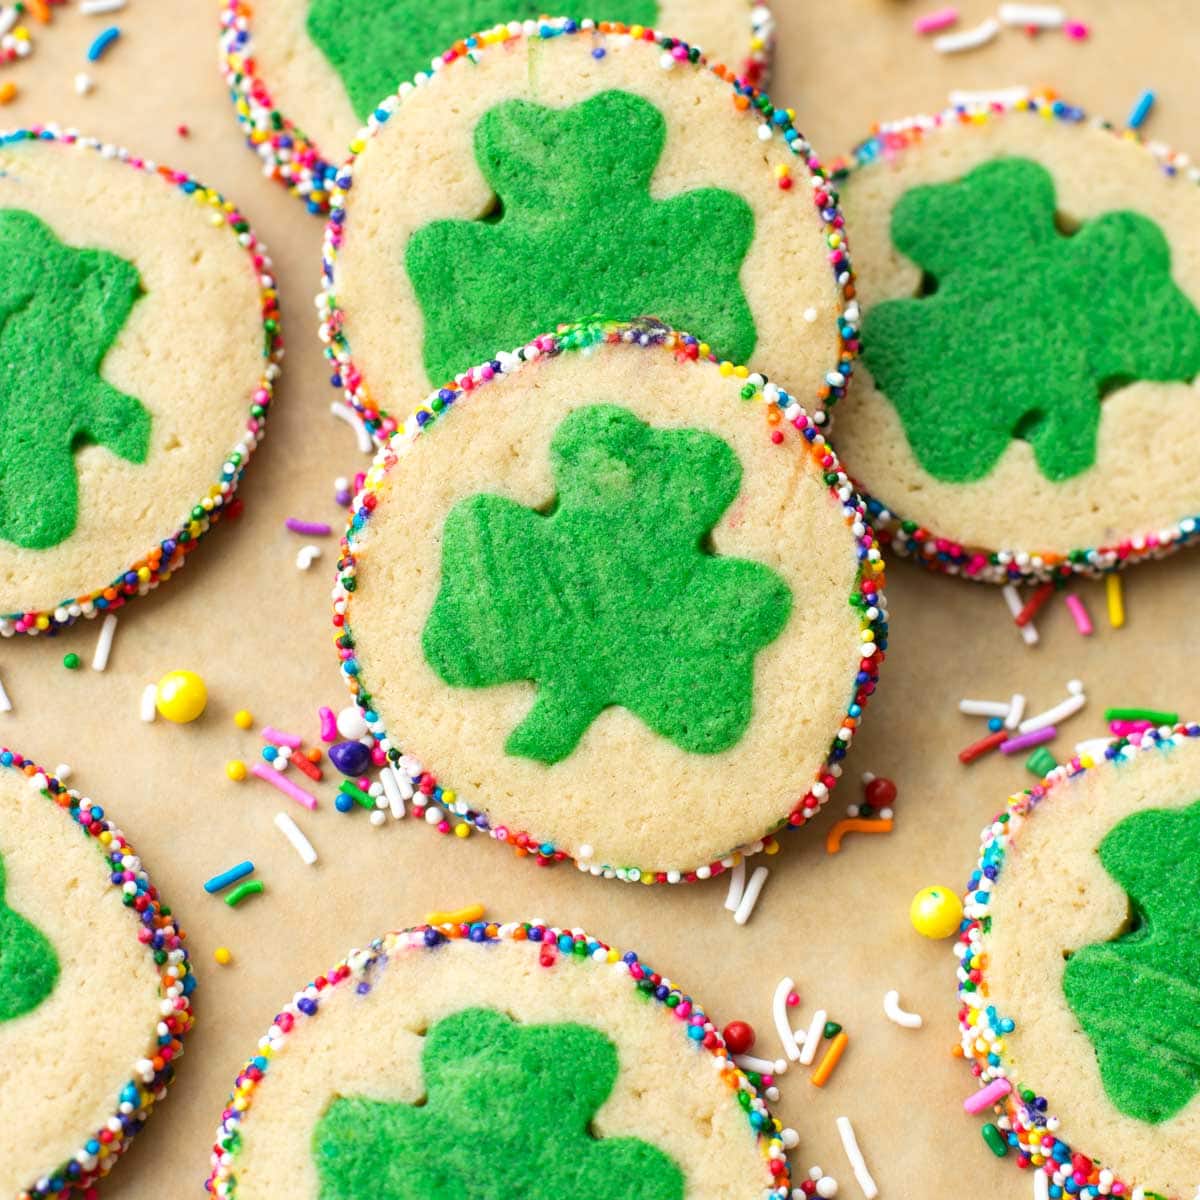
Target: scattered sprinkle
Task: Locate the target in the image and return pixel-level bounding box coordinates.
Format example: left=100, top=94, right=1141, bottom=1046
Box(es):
left=1064, top=592, right=1092, bottom=636
left=224, top=879, right=264, bottom=907
left=1002, top=585, right=1039, bottom=646
left=773, top=977, right=802, bottom=1061
left=997, top=3, right=1064, bottom=27
left=226, top=760, right=246, bottom=781
left=914, top=6, right=958, bottom=34
left=883, top=989, right=922, bottom=1029
left=798, top=1009, right=827, bottom=1067
left=1026, top=746, right=1057, bottom=776
left=958, top=729, right=1007, bottom=764
left=296, top=544, right=322, bottom=570
left=0, top=81, right=17, bottom=105
left=722, top=1020, right=756, bottom=1056
left=811, top=1031, right=849, bottom=1087
left=825, top=818, right=893, bottom=854
left=203, top=860, right=255, bottom=894
left=139, top=682, right=158, bottom=723
left=1105, top=706, right=1178, bottom=726
left=1105, top=574, right=1125, bottom=628
left=1064, top=19, right=1088, bottom=38
left=999, top=725, right=1055, bottom=754
left=251, top=762, right=317, bottom=810
left=1018, top=680, right=1085, bottom=733
left=274, top=811, right=317, bottom=865
left=289, top=750, right=322, bottom=781
left=723, top=858, right=746, bottom=912
left=934, top=16, right=999, bottom=53
left=910, top=885, right=963, bottom=939
left=74, top=72, right=93, bottom=94
left=62, top=652, right=80, bottom=670
left=91, top=612, right=117, bottom=671
left=213, top=945, right=233, bottom=965
left=284, top=517, right=332, bottom=537
left=85, top=24, right=119, bottom=61
left=1127, top=88, right=1156, bottom=130
left=80, top=0, right=126, bottom=13
left=234, top=709, right=254, bottom=730
left=262, top=726, right=301, bottom=749
left=981, top=1122, right=1009, bottom=1157
left=949, top=85, right=1029, bottom=108
left=959, top=698, right=1010, bottom=718
left=155, top=669, right=208, bottom=723
left=836, top=1116, right=878, bottom=1199
left=330, top=399, right=373, bottom=453
left=733, top=865, right=770, bottom=925
left=317, top=705, right=338, bottom=742
left=425, top=904, right=486, bottom=926
left=379, top=765, right=408, bottom=818
left=1005, top=693, right=1026, bottom=729
left=0, top=675, right=12, bottom=713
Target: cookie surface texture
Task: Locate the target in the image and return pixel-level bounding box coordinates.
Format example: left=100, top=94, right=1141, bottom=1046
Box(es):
left=0, top=130, right=281, bottom=633
left=836, top=101, right=1200, bottom=580
left=959, top=725, right=1200, bottom=1196
left=220, top=3, right=774, bottom=212
left=333, top=321, right=884, bottom=881
left=208, top=921, right=790, bottom=1198
left=0, top=749, right=192, bottom=1196
left=319, top=20, right=850, bottom=439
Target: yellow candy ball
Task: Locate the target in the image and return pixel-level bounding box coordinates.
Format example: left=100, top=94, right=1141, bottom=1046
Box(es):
left=213, top=946, right=233, bottom=966
left=910, top=886, right=964, bottom=939
left=155, top=670, right=208, bottom=723
left=225, top=760, right=247, bottom=782
left=453, top=822, right=471, bottom=839
left=233, top=709, right=254, bottom=730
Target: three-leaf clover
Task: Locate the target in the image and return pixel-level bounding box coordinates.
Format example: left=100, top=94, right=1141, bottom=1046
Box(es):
left=405, top=90, right=757, bottom=386
left=0, top=209, right=149, bottom=550
left=422, top=404, right=792, bottom=765
left=1063, top=799, right=1200, bottom=1124
left=313, top=1007, right=685, bottom=1199
left=861, top=156, right=1200, bottom=484
left=0, top=848, right=60, bottom=1022
left=307, top=0, right=659, bottom=122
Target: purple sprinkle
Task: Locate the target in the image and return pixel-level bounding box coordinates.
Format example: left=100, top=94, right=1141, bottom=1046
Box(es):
left=999, top=726, right=1057, bottom=755
left=285, top=518, right=333, bottom=536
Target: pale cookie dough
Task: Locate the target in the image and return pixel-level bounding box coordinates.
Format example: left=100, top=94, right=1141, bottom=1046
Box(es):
left=318, top=16, right=851, bottom=442
left=835, top=99, right=1200, bottom=582
left=207, top=918, right=791, bottom=1199
left=332, top=320, right=885, bottom=881
left=0, top=128, right=282, bottom=634
left=0, top=749, right=192, bottom=1197
left=219, top=2, right=775, bottom=213
left=959, top=724, right=1200, bottom=1197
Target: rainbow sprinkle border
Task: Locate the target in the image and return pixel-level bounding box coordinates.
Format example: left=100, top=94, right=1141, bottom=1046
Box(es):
left=316, top=15, right=855, bottom=448
left=206, top=917, right=792, bottom=1197
left=330, top=318, right=886, bottom=884
left=832, top=96, right=1200, bottom=585
left=0, top=747, right=193, bottom=1198
left=219, top=3, right=776, bottom=217
left=0, top=126, right=283, bottom=637
left=957, top=721, right=1200, bottom=1199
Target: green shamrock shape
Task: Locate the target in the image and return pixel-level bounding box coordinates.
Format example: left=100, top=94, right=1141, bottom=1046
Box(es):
left=307, top=0, right=659, bottom=122
left=1063, top=798, right=1200, bottom=1124
left=422, top=404, right=792, bottom=765
left=0, top=208, right=149, bottom=550
left=0, top=848, right=60, bottom=1022
left=405, top=90, right=757, bottom=386
left=861, top=156, right=1200, bottom=484
left=313, top=1007, right=685, bottom=1199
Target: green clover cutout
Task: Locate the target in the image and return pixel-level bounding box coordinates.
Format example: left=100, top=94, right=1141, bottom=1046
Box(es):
left=0, top=848, right=60, bottom=1023
left=307, top=0, right=659, bottom=122
left=1063, top=798, right=1200, bottom=1125
left=313, top=1007, right=685, bottom=1199
left=422, top=404, right=792, bottom=765
left=861, top=156, right=1200, bottom=484
left=0, top=209, right=149, bottom=550
left=405, top=90, right=757, bottom=386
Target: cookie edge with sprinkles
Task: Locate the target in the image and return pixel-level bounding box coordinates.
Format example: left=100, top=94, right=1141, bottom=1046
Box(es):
left=217, top=3, right=777, bottom=216
left=0, top=746, right=194, bottom=1198
left=205, top=916, right=792, bottom=1198
left=834, top=96, right=1200, bottom=585
left=316, top=16, right=853, bottom=447
left=330, top=317, right=887, bottom=884
left=956, top=720, right=1200, bottom=1198
left=0, top=125, right=284, bottom=637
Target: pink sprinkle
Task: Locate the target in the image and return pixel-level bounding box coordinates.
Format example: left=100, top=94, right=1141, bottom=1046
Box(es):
left=787, top=991, right=800, bottom=1007
left=285, top=518, right=332, bottom=536
left=964, top=1077, right=1013, bottom=1114
left=914, top=5, right=958, bottom=33
left=1064, top=593, right=1093, bottom=636
left=262, top=726, right=302, bottom=749
left=251, top=763, right=317, bottom=810
left=1000, top=726, right=1056, bottom=754
left=1110, top=718, right=1153, bottom=737
left=1064, top=20, right=1088, bottom=38
left=318, top=706, right=338, bottom=743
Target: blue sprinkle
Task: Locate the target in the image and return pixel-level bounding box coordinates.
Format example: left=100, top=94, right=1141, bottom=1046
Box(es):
left=1127, top=88, right=1155, bottom=131
left=87, top=26, right=121, bottom=62
left=203, top=860, right=254, bottom=894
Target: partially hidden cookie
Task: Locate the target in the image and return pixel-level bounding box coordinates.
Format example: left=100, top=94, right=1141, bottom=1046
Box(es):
left=0, top=748, right=192, bottom=1196
left=220, top=3, right=775, bottom=213
left=318, top=17, right=852, bottom=442
left=834, top=98, right=1200, bottom=582
left=0, top=128, right=282, bottom=635
left=332, top=320, right=885, bottom=882
left=958, top=722, right=1200, bottom=1197
left=207, top=918, right=791, bottom=1198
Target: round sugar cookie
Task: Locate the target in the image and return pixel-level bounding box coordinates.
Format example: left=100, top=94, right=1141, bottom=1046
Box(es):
left=207, top=918, right=791, bottom=1198
left=0, top=748, right=193, bottom=1196
left=318, top=17, right=853, bottom=443
left=0, top=128, right=282, bottom=636
left=834, top=99, right=1200, bottom=582
left=958, top=722, right=1200, bottom=1197
left=332, top=320, right=886, bottom=882
left=220, top=3, right=775, bottom=214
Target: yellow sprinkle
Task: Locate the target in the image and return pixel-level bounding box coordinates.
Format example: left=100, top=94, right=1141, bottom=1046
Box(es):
left=233, top=709, right=254, bottom=729
left=214, top=946, right=233, bottom=966
left=425, top=903, right=485, bottom=926
left=1105, top=574, right=1125, bottom=629
left=0, top=82, right=17, bottom=105
left=764, top=839, right=780, bottom=856
left=453, top=822, right=471, bottom=839
left=225, top=760, right=247, bottom=782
